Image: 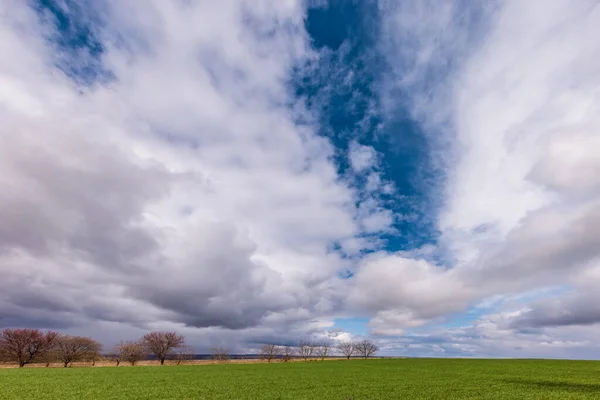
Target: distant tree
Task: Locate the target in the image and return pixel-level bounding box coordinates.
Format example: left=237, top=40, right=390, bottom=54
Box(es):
left=354, top=340, right=378, bottom=359
left=88, top=352, right=102, bottom=366
left=281, top=345, right=295, bottom=362
left=0, top=329, right=58, bottom=367
left=107, top=351, right=122, bottom=366
left=337, top=341, right=355, bottom=360
left=116, top=341, right=146, bottom=366
left=55, top=335, right=102, bottom=367
left=141, top=331, right=185, bottom=365
left=38, top=350, right=55, bottom=367
left=260, top=344, right=280, bottom=363
left=211, top=346, right=230, bottom=363
left=314, top=341, right=332, bottom=361
left=175, top=345, right=195, bottom=365
left=297, top=340, right=314, bottom=361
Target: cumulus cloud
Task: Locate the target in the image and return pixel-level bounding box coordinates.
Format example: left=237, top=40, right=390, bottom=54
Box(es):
left=3, top=0, right=600, bottom=357
left=348, top=141, right=377, bottom=172
left=357, top=0, right=600, bottom=353
left=0, top=0, right=389, bottom=347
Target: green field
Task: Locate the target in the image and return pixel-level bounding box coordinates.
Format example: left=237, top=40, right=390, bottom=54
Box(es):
left=2, top=359, right=600, bottom=399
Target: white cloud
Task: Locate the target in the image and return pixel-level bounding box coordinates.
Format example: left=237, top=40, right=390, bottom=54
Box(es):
left=348, top=141, right=377, bottom=172
left=364, top=0, right=600, bottom=350
left=4, top=0, right=600, bottom=357
left=0, top=0, right=390, bottom=348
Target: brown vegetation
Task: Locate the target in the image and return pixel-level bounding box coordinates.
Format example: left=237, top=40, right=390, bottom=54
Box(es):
left=54, top=335, right=103, bottom=367
left=211, top=346, right=230, bottom=363
left=297, top=340, right=314, bottom=361
left=0, top=329, right=58, bottom=367
left=141, top=331, right=185, bottom=366
left=354, top=340, right=378, bottom=359
left=281, top=345, right=295, bottom=362
left=259, top=343, right=280, bottom=362
left=115, top=341, right=146, bottom=366
left=314, top=341, right=332, bottom=361
left=337, top=341, right=355, bottom=359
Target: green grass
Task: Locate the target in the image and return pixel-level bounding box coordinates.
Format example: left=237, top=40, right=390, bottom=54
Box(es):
left=2, top=359, right=600, bottom=399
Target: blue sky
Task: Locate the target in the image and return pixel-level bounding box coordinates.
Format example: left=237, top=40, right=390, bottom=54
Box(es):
left=2, top=0, right=600, bottom=359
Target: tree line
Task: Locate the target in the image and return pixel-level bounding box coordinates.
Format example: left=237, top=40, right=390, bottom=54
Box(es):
left=259, top=340, right=378, bottom=362
left=0, top=329, right=189, bottom=368
left=0, top=328, right=377, bottom=368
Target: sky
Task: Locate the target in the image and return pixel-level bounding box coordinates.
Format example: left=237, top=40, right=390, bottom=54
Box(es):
left=1, top=0, right=600, bottom=359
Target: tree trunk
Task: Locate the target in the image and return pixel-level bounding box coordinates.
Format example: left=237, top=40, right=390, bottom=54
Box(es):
left=160, top=358, right=165, bottom=365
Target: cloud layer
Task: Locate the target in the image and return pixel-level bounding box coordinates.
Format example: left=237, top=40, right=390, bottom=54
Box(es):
left=2, top=0, right=600, bottom=357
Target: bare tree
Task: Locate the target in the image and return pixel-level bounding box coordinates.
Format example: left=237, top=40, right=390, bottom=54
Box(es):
left=259, top=344, right=280, bottom=363
left=88, top=352, right=102, bottom=366
left=116, top=341, right=146, bottom=366
left=175, top=345, right=195, bottom=365
left=281, top=345, right=295, bottom=362
left=354, top=340, right=378, bottom=359
left=297, top=340, right=314, bottom=361
left=0, top=329, right=58, bottom=367
left=141, top=331, right=185, bottom=365
left=337, top=341, right=355, bottom=360
left=55, top=335, right=102, bottom=367
left=38, top=351, right=55, bottom=367
left=211, top=346, right=230, bottom=363
left=314, top=341, right=332, bottom=361
left=107, top=351, right=122, bottom=366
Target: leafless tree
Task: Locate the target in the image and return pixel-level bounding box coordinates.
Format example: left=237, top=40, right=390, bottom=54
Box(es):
left=260, top=344, right=280, bottom=363
left=354, top=340, right=378, bottom=359
left=54, top=335, right=102, bottom=367
left=211, top=346, right=230, bottom=363
left=141, top=331, right=185, bottom=365
left=0, top=329, right=58, bottom=367
left=281, top=345, right=295, bottom=362
left=314, top=341, right=332, bottom=361
left=88, top=352, right=102, bottom=366
left=297, top=340, right=314, bottom=361
left=107, top=351, right=122, bottom=366
left=337, top=341, right=355, bottom=360
left=38, top=351, right=54, bottom=367
left=175, top=345, right=195, bottom=365
left=116, top=341, right=146, bottom=366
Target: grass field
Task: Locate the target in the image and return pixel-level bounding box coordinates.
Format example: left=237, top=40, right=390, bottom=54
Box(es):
left=2, top=359, right=600, bottom=399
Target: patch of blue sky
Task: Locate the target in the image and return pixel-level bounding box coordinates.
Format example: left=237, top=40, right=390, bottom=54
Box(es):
left=296, top=1, right=439, bottom=253
left=34, top=0, right=111, bottom=85
left=332, top=317, right=370, bottom=336
left=428, top=285, right=574, bottom=330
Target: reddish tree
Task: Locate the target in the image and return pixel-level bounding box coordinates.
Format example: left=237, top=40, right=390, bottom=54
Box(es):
left=0, top=329, right=58, bottom=367
left=116, top=341, right=146, bottom=366
left=107, top=351, right=123, bottom=366
left=141, top=331, right=185, bottom=365
left=55, top=335, right=102, bottom=367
